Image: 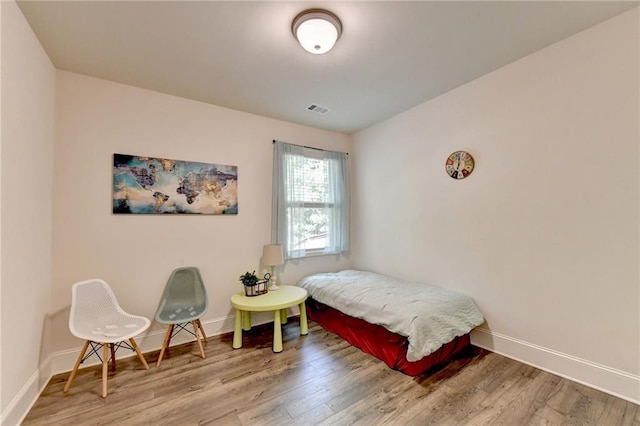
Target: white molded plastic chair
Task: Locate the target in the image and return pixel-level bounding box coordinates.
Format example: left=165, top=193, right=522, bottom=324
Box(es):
left=64, top=279, right=150, bottom=397
left=155, top=267, right=208, bottom=366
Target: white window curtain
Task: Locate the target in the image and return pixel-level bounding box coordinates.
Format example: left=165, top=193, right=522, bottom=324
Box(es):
left=271, top=140, right=350, bottom=260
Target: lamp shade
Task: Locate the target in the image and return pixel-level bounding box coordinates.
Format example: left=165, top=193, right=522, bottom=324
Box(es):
left=262, top=244, right=284, bottom=266
left=292, top=9, right=342, bottom=55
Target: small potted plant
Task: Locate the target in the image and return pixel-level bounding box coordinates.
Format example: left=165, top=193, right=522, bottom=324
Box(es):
left=239, top=270, right=269, bottom=296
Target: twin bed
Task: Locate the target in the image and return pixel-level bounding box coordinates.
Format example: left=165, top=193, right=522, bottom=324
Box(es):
left=297, top=270, right=484, bottom=376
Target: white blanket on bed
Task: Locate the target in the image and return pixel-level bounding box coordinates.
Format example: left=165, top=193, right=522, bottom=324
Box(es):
left=297, top=270, right=484, bottom=362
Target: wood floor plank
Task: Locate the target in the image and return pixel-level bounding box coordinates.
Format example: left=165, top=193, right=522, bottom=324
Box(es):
left=22, top=320, right=640, bottom=426
left=318, top=399, right=386, bottom=426
left=455, top=366, right=545, bottom=424
left=490, top=370, right=560, bottom=425
left=597, top=396, right=639, bottom=426
left=283, top=402, right=335, bottom=425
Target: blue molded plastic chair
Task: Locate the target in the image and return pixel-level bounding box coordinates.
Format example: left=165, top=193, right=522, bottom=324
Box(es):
left=155, top=267, right=208, bottom=366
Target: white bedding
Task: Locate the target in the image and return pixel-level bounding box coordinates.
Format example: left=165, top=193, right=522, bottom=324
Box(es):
left=297, top=269, right=484, bottom=362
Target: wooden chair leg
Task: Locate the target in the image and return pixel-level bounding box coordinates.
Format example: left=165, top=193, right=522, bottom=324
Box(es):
left=196, top=318, right=207, bottom=342
left=192, top=321, right=205, bottom=359
left=109, top=343, right=117, bottom=371
left=102, top=343, right=109, bottom=398
left=64, top=340, right=90, bottom=393
left=156, top=325, right=174, bottom=367
left=129, top=337, right=149, bottom=370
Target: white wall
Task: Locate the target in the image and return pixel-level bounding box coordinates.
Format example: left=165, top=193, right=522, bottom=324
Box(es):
left=50, top=71, right=351, bottom=357
left=351, top=8, right=639, bottom=402
left=0, top=1, right=56, bottom=424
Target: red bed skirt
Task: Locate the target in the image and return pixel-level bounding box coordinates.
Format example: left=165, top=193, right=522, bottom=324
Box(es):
left=306, top=297, right=471, bottom=376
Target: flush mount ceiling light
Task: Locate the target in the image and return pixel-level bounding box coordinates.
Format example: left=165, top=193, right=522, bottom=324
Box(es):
left=292, top=9, right=342, bottom=55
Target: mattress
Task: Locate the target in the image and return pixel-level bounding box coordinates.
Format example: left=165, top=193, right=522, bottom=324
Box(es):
left=306, top=297, right=471, bottom=376
left=297, top=269, right=484, bottom=361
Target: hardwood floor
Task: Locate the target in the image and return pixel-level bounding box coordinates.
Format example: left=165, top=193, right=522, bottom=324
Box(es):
left=23, top=319, right=639, bottom=425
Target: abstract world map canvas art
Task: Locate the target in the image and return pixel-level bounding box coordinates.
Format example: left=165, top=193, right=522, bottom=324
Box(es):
left=112, top=153, right=238, bottom=214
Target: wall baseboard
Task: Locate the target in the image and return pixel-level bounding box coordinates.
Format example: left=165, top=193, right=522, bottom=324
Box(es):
left=470, top=327, right=640, bottom=405
left=50, top=314, right=241, bottom=375
left=1, top=355, right=53, bottom=426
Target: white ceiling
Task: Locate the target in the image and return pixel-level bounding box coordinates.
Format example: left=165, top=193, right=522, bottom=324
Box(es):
left=17, top=1, right=637, bottom=134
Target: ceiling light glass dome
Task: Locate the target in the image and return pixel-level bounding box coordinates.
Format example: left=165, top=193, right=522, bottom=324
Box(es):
left=292, top=9, right=342, bottom=55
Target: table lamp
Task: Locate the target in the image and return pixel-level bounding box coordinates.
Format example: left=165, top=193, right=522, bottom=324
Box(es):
left=262, top=244, right=284, bottom=291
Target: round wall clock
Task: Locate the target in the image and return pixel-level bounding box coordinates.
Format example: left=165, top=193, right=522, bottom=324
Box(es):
left=445, top=151, right=475, bottom=179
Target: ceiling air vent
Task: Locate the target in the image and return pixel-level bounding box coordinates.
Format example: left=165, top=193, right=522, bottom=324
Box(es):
left=307, top=103, right=331, bottom=114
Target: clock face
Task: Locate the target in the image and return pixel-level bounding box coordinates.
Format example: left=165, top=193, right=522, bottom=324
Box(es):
left=446, top=151, right=474, bottom=179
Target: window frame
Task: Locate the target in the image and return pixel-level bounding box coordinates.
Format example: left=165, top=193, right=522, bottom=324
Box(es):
left=272, top=141, right=350, bottom=260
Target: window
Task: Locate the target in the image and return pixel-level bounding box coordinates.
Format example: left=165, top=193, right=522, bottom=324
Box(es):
left=272, top=140, right=350, bottom=259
